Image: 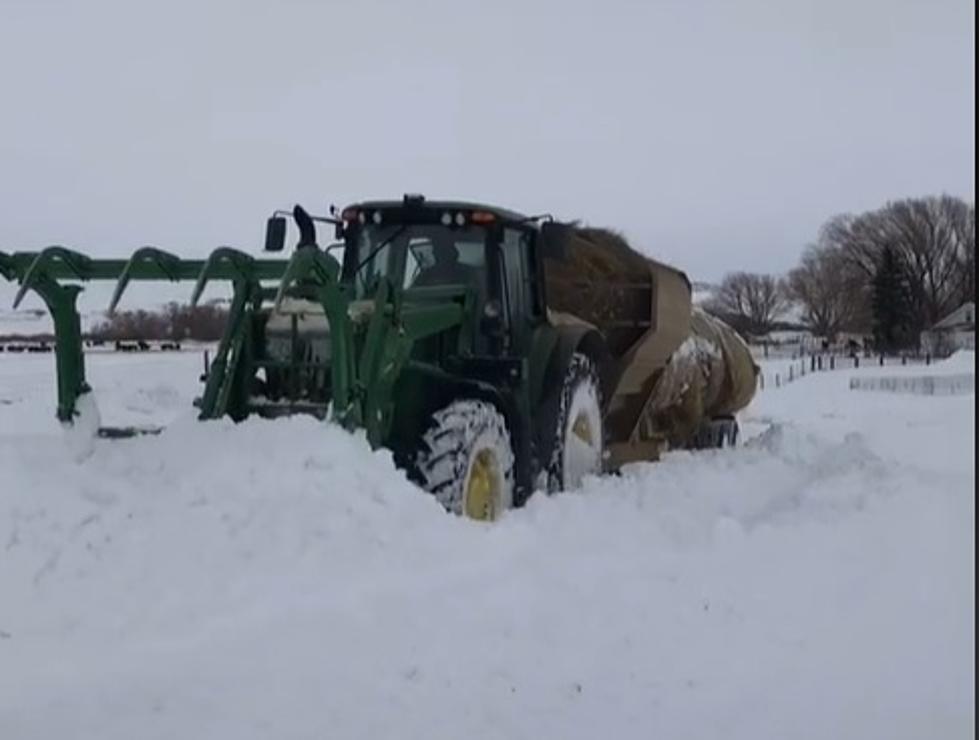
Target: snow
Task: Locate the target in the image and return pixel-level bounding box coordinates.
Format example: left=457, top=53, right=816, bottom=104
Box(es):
left=0, top=349, right=974, bottom=739
left=671, top=332, right=722, bottom=364
left=61, top=391, right=102, bottom=462
left=942, top=349, right=977, bottom=371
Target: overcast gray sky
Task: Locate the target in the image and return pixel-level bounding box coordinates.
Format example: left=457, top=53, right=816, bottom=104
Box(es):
left=0, top=0, right=974, bottom=300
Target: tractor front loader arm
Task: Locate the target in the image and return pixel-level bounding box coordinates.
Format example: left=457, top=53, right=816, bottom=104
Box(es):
left=188, top=248, right=265, bottom=420
left=1, top=239, right=467, bottom=444
left=273, top=247, right=360, bottom=427
left=271, top=249, right=468, bottom=447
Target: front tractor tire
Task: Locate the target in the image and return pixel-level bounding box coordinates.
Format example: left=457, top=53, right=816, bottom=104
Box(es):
left=415, top=400, right=515, bottom=522
left=548, top=353, right=605, bottom=492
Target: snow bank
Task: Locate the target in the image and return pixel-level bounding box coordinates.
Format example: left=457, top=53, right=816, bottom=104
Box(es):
left=0, top=351, right=203, bottom=435
left=942, top=350, right=976, bottom=371
left=0, top=351, right=974, bottom=739
left=61, top=390, right=102, bottom=461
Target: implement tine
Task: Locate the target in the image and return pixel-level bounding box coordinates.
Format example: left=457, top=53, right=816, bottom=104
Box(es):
left=191, top=247, right=256, bottom=307
left=272, top=248, right=341, bottom=311
left=108, top=246, right=182, bottom=314
left=13, top=246, right=91, bottom=308
left=273, top=250, right=311, bottom=311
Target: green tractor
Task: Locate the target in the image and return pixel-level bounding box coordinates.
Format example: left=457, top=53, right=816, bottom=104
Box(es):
left=2, top=194, right=739, bottom=521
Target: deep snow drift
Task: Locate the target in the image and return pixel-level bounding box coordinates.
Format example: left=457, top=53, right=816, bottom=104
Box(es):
left=0, top=350, right=974, bottom=739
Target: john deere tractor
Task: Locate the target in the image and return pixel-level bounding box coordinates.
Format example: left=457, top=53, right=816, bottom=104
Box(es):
left=1, top=194, right=756, bottom=520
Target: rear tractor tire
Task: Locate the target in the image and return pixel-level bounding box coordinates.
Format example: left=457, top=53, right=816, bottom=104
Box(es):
left=548, top=353, right=605, bottom=492
left=415, top=400, right=515, bottom=521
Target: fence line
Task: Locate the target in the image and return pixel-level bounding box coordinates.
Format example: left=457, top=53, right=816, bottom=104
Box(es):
left=756, top=352, right=936, bottom=392
left=849, top=373, right=974, bottom=396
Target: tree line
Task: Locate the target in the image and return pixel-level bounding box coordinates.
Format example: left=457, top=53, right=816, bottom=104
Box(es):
left=90, top=301, right=229, bottom=342
left=705, top=194, right=975, bottom=352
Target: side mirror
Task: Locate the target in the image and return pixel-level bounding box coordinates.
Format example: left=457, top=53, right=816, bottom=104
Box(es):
left=540, top=221, right=572, bottom=260
left=264, top=216, right=287, bottom=252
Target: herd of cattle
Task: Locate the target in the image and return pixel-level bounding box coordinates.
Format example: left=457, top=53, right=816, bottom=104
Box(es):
left=0, top=339, right=184, bottom=354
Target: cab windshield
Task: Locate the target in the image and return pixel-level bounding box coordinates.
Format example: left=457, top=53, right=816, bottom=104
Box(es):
left=348, top=223, right=487, bottom=299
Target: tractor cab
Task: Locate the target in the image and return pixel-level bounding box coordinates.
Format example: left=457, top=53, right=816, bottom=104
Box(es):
left=334, top=195, right=570, bottom=359
left=262, top=194, right=572, bottom=360
left=340, top=199, right=492, bottom=296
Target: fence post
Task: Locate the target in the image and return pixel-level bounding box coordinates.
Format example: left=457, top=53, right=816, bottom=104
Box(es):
left=830, top=355, right=835, bottom=370
left=811, top=355, right=816, bottom=372
left=817, top=355, right=823, bottom=371
left=789, top=366, right=794, bottom=382
left=902, top=356, right=907, bottom=366
left=926, top=353, right=931, bottom=366
left=854, top=356, right=860, bottom=369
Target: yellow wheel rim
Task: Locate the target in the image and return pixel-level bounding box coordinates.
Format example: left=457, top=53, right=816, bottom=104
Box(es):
left=572, top=413, right=594, bottom=445
left=465, top=449, right=500, bottom=521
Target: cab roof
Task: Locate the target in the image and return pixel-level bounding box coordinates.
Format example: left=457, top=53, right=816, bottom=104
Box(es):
left=346, top=196, right=530, bottom=225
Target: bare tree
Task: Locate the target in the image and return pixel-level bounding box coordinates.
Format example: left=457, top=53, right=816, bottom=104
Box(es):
left=786, top=244, right=864, bottom=342
left=951, top=201, right=976, bottom=303
left=819, top=195, right=975, bottom=333
left=705, top=272, right=789, bottom=337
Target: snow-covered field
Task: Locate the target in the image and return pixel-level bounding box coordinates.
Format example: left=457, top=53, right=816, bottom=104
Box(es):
left=1, top=350, right=974, bottom=739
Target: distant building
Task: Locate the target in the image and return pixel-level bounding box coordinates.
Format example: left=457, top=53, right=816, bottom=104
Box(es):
left=920, top=302, right=975, bottom=357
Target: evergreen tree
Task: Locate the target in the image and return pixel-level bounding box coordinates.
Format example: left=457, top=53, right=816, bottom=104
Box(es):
left=872, top=246, right=914, bottom=352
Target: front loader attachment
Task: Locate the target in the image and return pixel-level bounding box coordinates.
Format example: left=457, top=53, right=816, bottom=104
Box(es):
left=0, top=245, right=289, bottom=431
left=6, top=247, right=102, bottom=423
left=2, top=219, right=466, bottom=452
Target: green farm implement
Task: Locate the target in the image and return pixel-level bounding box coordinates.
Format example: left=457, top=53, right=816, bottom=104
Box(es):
left=1, top=195, right=757, bottom=520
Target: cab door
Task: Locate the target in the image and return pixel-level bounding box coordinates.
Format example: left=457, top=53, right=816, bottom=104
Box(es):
left=499, top=226, right=542, bottom=354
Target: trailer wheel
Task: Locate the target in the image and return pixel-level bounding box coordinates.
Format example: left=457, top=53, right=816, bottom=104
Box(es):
left=691, top=417, right=739, bottom=449
left=415, top=399, right=515, bottom=521
left=548, top=353, right=604, bottom=492
left=725, top=421, right=740, bottom=447
left=710, top=418, right=739, bottom=448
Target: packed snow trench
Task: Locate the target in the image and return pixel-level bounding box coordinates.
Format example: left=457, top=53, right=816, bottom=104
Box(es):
left=1, top=350, right=974, bottom=739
